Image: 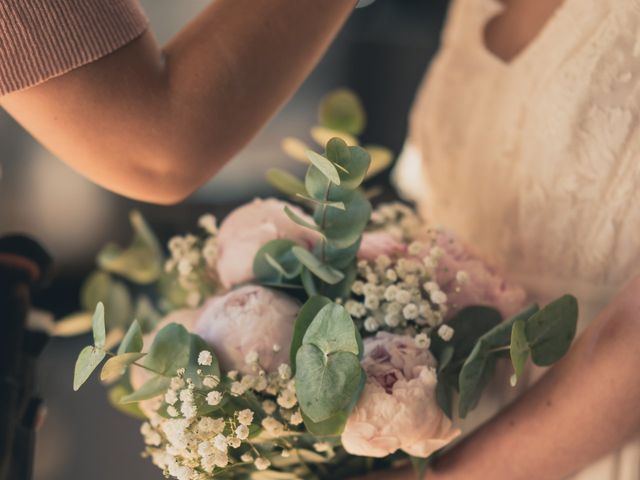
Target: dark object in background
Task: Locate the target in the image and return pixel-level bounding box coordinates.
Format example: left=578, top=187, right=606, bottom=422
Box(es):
left=0, top=236, right=52, bottom=480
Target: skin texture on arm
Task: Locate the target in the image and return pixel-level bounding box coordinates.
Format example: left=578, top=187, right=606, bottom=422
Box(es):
left=0, top=0, right=357, bottom=204
left=354, top=276, right=640, bottom=480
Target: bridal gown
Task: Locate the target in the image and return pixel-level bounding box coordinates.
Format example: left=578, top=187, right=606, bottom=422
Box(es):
left=394, top=0, right=640, bottom=478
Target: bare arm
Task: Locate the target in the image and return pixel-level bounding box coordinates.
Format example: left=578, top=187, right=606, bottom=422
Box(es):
left=357, top=276, right=640, bottom=480
left=0, top=0, right=357, bottom=204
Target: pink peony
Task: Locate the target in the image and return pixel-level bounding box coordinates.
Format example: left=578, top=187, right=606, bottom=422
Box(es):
left=358, top=231, right=407, bottom=261
left=216, top=198, right=319, bottom=288
left=431, top=231, right=527, bottom=319
left=342, top=332, right=460, bottom=458
left=194, top=285, right=298, bottom=374
left=130, top=308, right=201, bottom=417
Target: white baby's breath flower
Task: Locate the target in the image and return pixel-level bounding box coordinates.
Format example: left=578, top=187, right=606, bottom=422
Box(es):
left=255, top=458, right=271, bottom=471
left=245, top=350, right=259, bottom=365
left=423, top=281, right=439, bottom=292
left=289, top=410, right=303, bottom=426
left=170, top=377, right=185, bottom=390
left=438, top=324, right=455, bottom=342
left=227, top=370, right=239, bottom=380
left=456, top=270, right=469, bottom=284
left=408, top=241, right=424, bottom=256
left=164, top=390, right=178, bottom=405
left=230, top=381, right=246, bottom=396
left=262, top=400, right=277, bottom=415
left=385, top=268, right=398, bottom=282
left=213, top=433, right=228, bottom=452
left=364, top=316, right=379, bottom=332
left=395, top=290, right=411, bottom=305
left=351, top=281, right=365, bottom=295
left=414, top=333, right=431, bottom=349
left=402, top=303, right=419, bottom=320
left=241, top=452, right=253, bottom=463
left=429, top=246, right=444, bottom=260
left=278, top=363, right=292, bottom=380
left=262, top=417, right=285, bottom=435
left=167, top=406, right=179, bottom=417
left=313, top=442, right=332, bottom=453
left=198, top=417, right=225, bottom=434
left=180, top=401, right=197, bottom=420
left=198, top=351, right=213, bottom=366
left=237, top=409, right=254, bottom=426
left=384, top=313, right=401, bottom=328
left=277, top=389, right=297, bottom=409
left=430, top=290, right=448, bottom=305
left=235, top=424, right=250, bottom=440
left=228, top=437, right=242, bottom=448
left=203, top=375, right=220, bottom=389
left=206, top=391, right=223, bottom=406
left=198, top=214, right=218, bottom=234
left=384, top=285, right=398, bottom=302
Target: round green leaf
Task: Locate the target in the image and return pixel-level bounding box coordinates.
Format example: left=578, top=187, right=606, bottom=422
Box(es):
left=318, top=89, right=366, bottom=136
left=73, top=345, right=106, bottom=391
left=253, top=240, right=303, bottom=285
left=97, top=210, right=164, bottom=284
left=510, top=318, right=529, bottom=384
left=143, top=323, right=191, bottom=376
left=92, top=302, right=106, bottom=348
left=314, top=189, right=371, bottom=249
left=306, top=150, right=341, bottom=185
left=525, top=295, right=578, bottom=366
left=266, top=168, right=307, bottom=197
left=296, top=345, right=363, bottom=423
left=101, top=352, right=146, bottom=383
left=118, top=320, right=143, bottom=355
left=291, top=246, right=344, bottom=285
left=290, top=296, right=332, bottom=371
left=120, top=375, right=170, bottom=404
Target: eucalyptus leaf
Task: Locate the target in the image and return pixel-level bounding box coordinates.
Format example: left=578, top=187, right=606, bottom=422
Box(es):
left=301, top=268, right=319, bottom=297
left=306, top=150, right=341, bottom=185
left=185, top=334, right=221, bottom=387
left=80, top=271, right=133, bottom=330
left=436, top=379, right=454, bottom=420
left=301, top=409, right=349, bottom=436
left=318, top=89, right=366, bottom=136
left=92, top=302, right=106, bottom=348
left=318, top=236, right=361, bottom=269
left=316, top=260, right=358, bottom=301
left=254, top=240, right=303, bottom=285
left=314, top=189, right=371, bottom=249
left=526, top=295, right=578, bottom=366
left=364, top=145, right=394, bottom=179
left=73, top=346, right=106, bottom=391
left=117, top=320, right=143, bottom=355
left=296, top=303, right=364, bottom=422
left=101, top=352, right=146, bottom=383
left=266, top=168, right=307, bottom=197
left=457, top=339, right=497, bottom=418
left=510, top=319, right=529, bottom=384
left=108, top=384, right=147, bottom=419
left=143, top=323, right=191, bottom=376
left=303, top=303, right=360, bottom=355
left=97, top=210, right=164, bottom=284
left=290, top=296, right=332, bottom=372
left=310, top=126, right=358, bottom=148
left=120, top=375, right=171, bottom=404
left=296, top=345, right=363, bottom=423
left=291, top=246, right=344, bottom=285
left=284, top=206, right=322, bottom=233
left=54, top=312, right=93, bottom=337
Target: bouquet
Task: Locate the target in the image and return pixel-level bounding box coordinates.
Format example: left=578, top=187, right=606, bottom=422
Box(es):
left=69, top=91, right=579, bottom=479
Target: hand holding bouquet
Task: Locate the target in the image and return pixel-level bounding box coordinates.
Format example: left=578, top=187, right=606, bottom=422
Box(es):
left=70, top=91, right=578, bottom=479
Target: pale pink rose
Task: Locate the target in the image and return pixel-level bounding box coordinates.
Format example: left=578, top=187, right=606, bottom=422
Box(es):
left=358, top=231, right=407, bottom=261
left=194, top=285, right=298, bottom=374
left=342, top=332, right=460, bottom=458
left=216, top=198, right=319, bottom=288
left=421, top=231, right=527, bottom=319
left=130, top=308, right=200, bottom=417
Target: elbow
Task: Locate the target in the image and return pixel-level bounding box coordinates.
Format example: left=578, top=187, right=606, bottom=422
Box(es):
left=126, top=142, right=226, bottom=205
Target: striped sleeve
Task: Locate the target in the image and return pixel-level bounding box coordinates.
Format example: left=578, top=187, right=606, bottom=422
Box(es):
left=0, top=0, right=149, bottom=96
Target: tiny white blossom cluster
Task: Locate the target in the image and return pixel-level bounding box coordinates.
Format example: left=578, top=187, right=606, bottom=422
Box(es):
left=163, top=214, right=221, bottom=308
left=369, top=202, right=423, bottom=241
left=140, top=352, right=309, bottom=480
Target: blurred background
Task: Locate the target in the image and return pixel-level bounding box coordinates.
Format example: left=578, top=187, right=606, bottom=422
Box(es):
left=0, top=1, right=448, bottom=478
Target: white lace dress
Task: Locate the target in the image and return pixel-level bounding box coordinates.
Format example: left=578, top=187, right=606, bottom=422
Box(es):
left=394, top=0, right=640, bottom=478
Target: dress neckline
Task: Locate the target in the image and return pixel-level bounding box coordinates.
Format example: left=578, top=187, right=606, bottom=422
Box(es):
left=475, top=0, right=575, bottom=70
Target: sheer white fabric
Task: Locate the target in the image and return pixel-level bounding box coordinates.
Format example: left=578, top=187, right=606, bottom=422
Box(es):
left=394, top=0, right=640, bottom=477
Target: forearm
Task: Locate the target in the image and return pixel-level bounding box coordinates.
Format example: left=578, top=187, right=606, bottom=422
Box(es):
left=429, top=278, right=640, bottom=480
left=1, top=0, right=356, bottom=203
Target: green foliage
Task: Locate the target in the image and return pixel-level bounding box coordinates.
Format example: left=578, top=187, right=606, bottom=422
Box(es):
left=266, top=168, right=307, bottom=197
left=73, top=302, right=108, bottom=391
left=73, top=346, right=106, bottom=391
left=457, top=299, right=577, bottom=418
left=318, top=89, right=366, bottom=136
left=108, top=384, right=147, bottom=419
left=121, top=376, right=171, bottom=404
left=292, top=247, right=344, bottom=285
left=525, top=295, right=578, bottom=366
left=290, top=296, right=332, bottom=372
left=142, top=323, right=191, bottom=376
left=118, top=320, right=143, bottom=355
left=509, top=319, right=529, bottom=384
left=97, top=210, right=164, bottom=284
left=81, top=271, right=134, bottom=330
left=295, top=304, right=365, bottom=425
left=100, top=352, right=146, bottom=383
left=254, top=240, right=304, bottom=286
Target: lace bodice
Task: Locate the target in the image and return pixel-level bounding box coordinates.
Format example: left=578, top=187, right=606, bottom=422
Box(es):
left=397, top=0, right=640, bottom=316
